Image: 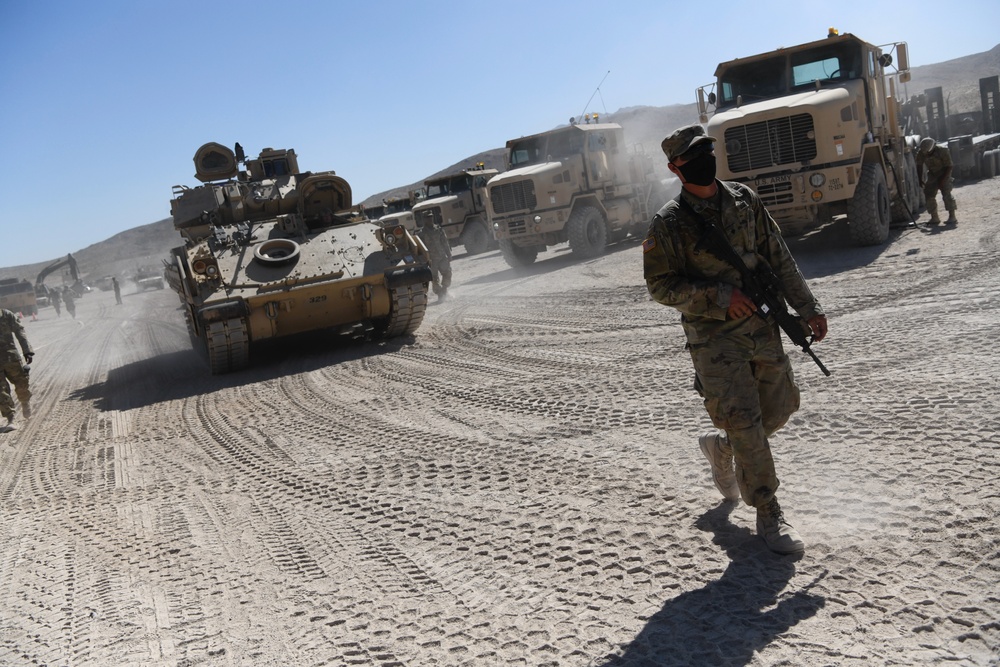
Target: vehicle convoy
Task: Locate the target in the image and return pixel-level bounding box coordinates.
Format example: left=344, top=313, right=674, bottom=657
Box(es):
left=487, top=116, right=671, bottom=268
left=0, top=278, right=38, bottom=316
left=164, top=142, right=432, bottom=374
left=695, top=29, right=923, bottom=246
left=410, top=164, right=498, bottom=255
left=377, top=190, right=424, bottom=231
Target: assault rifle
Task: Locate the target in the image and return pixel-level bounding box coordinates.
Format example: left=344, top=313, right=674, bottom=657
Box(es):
left=695, top=216, right=831, bottom=376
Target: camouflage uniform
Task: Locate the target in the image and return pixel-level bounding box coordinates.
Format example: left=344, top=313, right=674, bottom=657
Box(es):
left=0, top=308, right=33, bottom=424
left=916, top=142, right=956, bottom=224
left=643, top=181, right=824, bottom=508
left=417, top=222, right=453, bottom=298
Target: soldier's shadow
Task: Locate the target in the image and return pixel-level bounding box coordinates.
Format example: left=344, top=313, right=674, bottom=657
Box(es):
left=596, top=503, right=826, bottom=667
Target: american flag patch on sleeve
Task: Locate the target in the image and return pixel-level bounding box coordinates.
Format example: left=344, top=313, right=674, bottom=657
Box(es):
left=642, top=236, right=656, bottom=253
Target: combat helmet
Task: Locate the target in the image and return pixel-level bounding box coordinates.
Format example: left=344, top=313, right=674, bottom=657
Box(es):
left=919, top=137, right=936, bottom=154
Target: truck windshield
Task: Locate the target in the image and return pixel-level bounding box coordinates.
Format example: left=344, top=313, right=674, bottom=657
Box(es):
left=426, top=175, right=471, bottom=198
left=790, top=42, right=863, bottom=88
left=508, top=128, right=584, bottom=167
left=717, top=55, right=786, bottom=107
left=716, top=41, right=865, bottom=107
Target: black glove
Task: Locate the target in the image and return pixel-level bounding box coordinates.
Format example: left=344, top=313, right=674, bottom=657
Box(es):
left=24, top=353, right=34, bottom=364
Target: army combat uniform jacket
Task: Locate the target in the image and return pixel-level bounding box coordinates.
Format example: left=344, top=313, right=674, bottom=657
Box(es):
left=916, top=144, right=953, bottom=181
left=643, top=180, right=823, bottom=344
left=0, top=308, right=33, bottom=364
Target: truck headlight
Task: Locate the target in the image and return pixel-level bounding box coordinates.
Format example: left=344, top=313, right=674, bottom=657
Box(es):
left=809, top=173, right=826, bottom=187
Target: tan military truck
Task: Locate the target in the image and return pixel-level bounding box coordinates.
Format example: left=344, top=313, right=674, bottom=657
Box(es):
left=0, top=278, right=38, bottom=316
left=410, top=164, right=498, bottom=255
left=487, top=117, right=671, bottom=268
left=377, top=189, right=424, bottom=231
left=696, top=29, right=922, bottom=246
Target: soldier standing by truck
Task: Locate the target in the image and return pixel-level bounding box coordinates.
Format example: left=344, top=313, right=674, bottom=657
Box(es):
left=0, top=307, right=33, bottom=432
left=917, top=137, right=958, bottom=226
left=643, top=125, right=828, bottom=555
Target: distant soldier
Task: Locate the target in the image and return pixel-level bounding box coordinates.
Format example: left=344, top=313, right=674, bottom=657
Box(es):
left=917, top=137, right=957, bottom=226
left=50, top=288, right=61, bottom=316
left=62, top=288, right=76, bottom=319
left=0, top=308, right=33, bottom=432
left=415, top=211, right=453, bottom=300
left=112, top=277, right=122, bottom=305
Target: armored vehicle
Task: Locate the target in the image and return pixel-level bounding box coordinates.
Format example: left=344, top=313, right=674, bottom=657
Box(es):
left=135, top=267, right=165, bottom=291
left=410, top=164, right=498, bottom=255
left=165, top=142, right=432, bottom=374
left=696, top=29, right=922, bottom=245
left=488, top=116, right=670, bottom=268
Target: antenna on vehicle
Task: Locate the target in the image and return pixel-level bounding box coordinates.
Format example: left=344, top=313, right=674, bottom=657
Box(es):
left=579, top=70, right=611, bottom=123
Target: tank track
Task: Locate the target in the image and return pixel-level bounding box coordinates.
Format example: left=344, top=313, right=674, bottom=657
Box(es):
left=206, top=318, right=250, bottom=375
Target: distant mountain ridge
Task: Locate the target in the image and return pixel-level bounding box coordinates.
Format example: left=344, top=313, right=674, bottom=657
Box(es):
left=2, top=42, right=996, bottom=280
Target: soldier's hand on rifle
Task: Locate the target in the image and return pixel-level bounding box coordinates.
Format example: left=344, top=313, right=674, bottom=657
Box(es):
left=807, top=315, right=828, bottom=343
left=727, top=288, right=758, bottom=320
left=24, top=353, right=33, bottom=364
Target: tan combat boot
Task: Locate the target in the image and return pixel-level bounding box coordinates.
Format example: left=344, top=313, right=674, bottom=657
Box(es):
left=757, top=497, right=804, bottom=554
left=698, top=432, right=740, bottom=501
left=946, top=210, right=957, bottom=225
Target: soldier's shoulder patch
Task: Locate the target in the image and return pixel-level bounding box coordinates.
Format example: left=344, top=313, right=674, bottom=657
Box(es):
left=642, top=236, right=656, bottom=253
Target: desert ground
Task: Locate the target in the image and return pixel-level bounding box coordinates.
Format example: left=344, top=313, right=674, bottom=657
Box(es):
left=1, top=177, right=998, bottom=667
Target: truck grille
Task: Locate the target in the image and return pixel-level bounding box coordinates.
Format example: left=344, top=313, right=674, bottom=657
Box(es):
left=491, top=180, right=537, bottom=214
left=756, top=181, right=794, bottom=207
left=724, top=114, right=816, bottom=173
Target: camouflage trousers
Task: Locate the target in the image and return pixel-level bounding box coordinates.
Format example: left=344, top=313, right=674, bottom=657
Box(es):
left=689, top=324, right=800, bottom=508
left=430, top=256, right=453, bottom=296
left=0, top=359, right=31, bottom=420
left=923, top=177, right=956, bottom=218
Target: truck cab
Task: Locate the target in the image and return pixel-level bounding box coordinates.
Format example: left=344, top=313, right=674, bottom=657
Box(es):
left=696, top=30, right=920, bottom=245
left=410, top=164, right=498, bottom=255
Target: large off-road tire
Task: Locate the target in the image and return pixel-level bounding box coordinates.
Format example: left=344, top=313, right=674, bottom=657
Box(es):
left=567, top=205, right=608, bottom=259
left=847, top=163, right=891, bottom=246
left=499, top=238, right=538, bottom=268
left=374, top=283, right=428, bottom=339
left=206, top=317, right=250, bottom=375
left=460, top=219, right=495, bottom=255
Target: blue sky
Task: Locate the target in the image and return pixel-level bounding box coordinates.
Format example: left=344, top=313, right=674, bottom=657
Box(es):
left=1, top=0, right=998, bottom=267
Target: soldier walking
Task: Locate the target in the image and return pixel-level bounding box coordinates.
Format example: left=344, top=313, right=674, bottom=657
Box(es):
left=917, top=137, right=957, bottom=225
left=112, top=277, right=123, bottom=305
left=0, top=307, right=33, bottom=432
left=643, top=125, right=828, bottom=555
left=50, top=288, right=61, bottom=316
left=416, top=212, right=453, bottom=301
left=62, top=288, right=76, bottom=318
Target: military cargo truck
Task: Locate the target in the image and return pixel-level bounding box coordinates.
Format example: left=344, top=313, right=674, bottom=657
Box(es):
left=487, top=116, right=671, bottom=268
left=0, top=278, right=37, bottom=316
left=165, top=142, right=432, bottom=374
left=377, top=190, right=424, bottom=231
left=410, top=164, right=498, bottom=255
left=696, top=29, right=922, bottom=246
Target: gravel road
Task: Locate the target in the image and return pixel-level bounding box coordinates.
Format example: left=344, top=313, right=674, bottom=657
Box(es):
left=2, top=177, right=998, bottom=666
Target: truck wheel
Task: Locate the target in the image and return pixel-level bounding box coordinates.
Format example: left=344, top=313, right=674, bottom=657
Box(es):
left=567, top=205, right=608, bottom=259
left=847, top=163, right=891, bottom=246
left=499, top=238, right=538, bottom=268
left=461, top=220, right=494, bottom=255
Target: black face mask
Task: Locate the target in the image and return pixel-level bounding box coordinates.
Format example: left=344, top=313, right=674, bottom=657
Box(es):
left=677, top=151, right=717, bottom=186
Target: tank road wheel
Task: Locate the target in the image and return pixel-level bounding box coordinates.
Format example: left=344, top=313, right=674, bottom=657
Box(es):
left=499, top=238, right=538, bottom=268
left=567, top=205, right=608, bottom=259
left=847, top=163, right=891, bottom=246
left=206, top=318, right=250, bottom=375
left=461, top=219, right=495, bottom=255
left=376, top=283, right=428, bottom=339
